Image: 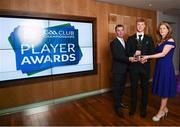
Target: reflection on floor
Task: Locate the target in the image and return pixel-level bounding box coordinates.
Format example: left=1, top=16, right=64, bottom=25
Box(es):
left=0, top=84, right=180, bottom=126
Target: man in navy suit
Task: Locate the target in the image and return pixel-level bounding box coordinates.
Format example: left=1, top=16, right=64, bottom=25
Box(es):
left=127, top=18, right=155, bottom=117
left=110, top=24, right=136, bottom=117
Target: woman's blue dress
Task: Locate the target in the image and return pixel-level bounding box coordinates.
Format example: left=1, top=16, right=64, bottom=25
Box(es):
left=152, top=41, right=176, bottom=97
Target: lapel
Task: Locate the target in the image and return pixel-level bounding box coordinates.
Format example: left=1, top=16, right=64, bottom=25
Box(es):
left=116, top=38, right=125, bottom=50
left=141, top=34, right=146, bottom=43
left=141, top=34, right=149, bottom=46
left=132, top=34, right=138, bottom=45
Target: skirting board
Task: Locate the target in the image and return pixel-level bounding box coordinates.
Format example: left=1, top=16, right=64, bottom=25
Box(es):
left=0, top=88, right=111, bottom=116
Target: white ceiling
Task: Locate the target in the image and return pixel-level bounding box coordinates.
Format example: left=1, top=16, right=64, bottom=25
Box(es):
left=97, top=0, right=180, bottom=16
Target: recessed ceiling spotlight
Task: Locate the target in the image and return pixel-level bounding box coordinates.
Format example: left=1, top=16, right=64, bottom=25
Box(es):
left=148, top=3, right=152, bottom=7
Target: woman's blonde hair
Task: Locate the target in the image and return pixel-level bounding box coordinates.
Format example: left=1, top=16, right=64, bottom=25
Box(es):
left=156, top=21, right=172, bottom=43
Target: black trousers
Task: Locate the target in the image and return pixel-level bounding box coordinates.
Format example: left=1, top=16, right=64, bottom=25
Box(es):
left=112, top=73, right=126, bottom=110
left=130, top=70, right=149, bottom=113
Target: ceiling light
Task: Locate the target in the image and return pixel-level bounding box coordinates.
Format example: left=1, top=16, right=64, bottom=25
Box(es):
left=148, top=3, right=152, bottom=7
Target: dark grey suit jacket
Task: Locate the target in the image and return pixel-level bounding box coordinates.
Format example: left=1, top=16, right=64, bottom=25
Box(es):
left=110, top=38, right=129, bottom=74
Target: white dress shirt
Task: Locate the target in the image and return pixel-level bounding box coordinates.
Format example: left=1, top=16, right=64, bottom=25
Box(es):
left=117, top=37, right=125, bottom=48
left=136, top=32, right=144, bottom=41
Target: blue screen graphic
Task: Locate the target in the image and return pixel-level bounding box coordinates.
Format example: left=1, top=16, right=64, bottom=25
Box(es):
left=0, top=17, right=94, bottom=81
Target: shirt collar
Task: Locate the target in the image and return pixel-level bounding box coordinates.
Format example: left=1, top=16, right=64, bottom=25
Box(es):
left=136, top=32, right=144, bottom=40
left=136, top=32, right=144, bottom=37
left=116, top=36, right=124, bottom=41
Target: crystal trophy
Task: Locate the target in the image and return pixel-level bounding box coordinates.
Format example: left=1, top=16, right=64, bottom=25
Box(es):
left=134, top=38, right=142, bottom=61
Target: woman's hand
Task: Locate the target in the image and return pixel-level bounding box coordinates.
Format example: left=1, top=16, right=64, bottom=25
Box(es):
left=140, top=55, right=149, bottom=64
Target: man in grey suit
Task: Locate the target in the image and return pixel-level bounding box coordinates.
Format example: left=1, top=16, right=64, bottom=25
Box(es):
left=110, top=24, right=136, bottom=117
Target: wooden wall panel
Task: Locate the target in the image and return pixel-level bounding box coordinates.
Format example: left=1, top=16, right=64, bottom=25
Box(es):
left=53, top=73, right=100, bottom=98
left=0, top=77, right=53, bottom=109
left=0, top=0, right=156, bottom=109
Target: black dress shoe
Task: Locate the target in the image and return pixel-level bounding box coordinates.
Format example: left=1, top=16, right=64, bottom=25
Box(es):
left=120, top=103, right=128, bottom=109
left=140, top=111, right=147, bottom=118
left=115, top=108, right=123, bottom=117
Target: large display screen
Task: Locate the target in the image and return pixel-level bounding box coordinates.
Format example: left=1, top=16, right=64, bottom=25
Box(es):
left=0, top=12, right=96, bottom=82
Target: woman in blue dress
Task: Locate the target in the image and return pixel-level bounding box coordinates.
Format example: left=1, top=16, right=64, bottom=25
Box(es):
left=141, top=21, right=176, bottom=121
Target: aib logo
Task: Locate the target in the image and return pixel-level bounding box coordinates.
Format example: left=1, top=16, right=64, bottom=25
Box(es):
left=8, top=23, right=82, bottom=75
